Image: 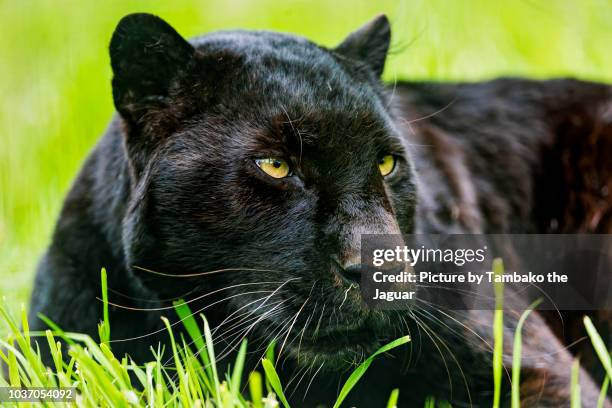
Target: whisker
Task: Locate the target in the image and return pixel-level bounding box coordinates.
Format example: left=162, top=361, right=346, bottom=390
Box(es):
left=286, top=364, right=310, bottom=395
left=411, top=311, right=454, bottom=397
left=175, top=279, right=301, bottom=368
left=212, top=297, right=283, bottom=337
left=214, top=300, right=291, bottom=350
left=98, top=281, right=282, bottom=312
left=404, top=98, right=457, bottom=125
left=109, top=289, right=274, bottom=343
left=396, top=312, right=415, bottom=370
left=133, top=264, right=284, bottom=278
left=106, top=285, right=199, bottom=303
left=214, top=297, right=296, bottom=363
left=313, top=303, right=326, bottom=338
left=276, top=296, right=310, bottom=366
left=213, top=278, right=300, bottom=333
left=290, top=358, right=320, bottom=398
left=178, top=302, right=292, bottom=375
left=338, top=283, right=356, bottom=310
left=296, top=301, right=317, bottom=365
left=281, top=105, right=303, bottom=165
left=413, top=309, right=473, bottom=406
left=303, top=361, right=325, bottom=401
left=415, top=298, right=493, bottom=353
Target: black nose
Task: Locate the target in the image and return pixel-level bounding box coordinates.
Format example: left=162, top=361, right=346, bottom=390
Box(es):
left=334, top=260, right=405, bottom=285
left=337, top=263, right=372, bottom=284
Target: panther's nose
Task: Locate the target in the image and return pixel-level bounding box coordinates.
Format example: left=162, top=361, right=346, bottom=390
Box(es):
left=336, top=263, right=374, bottom=284
left=333, top=259, right=404, bottom=285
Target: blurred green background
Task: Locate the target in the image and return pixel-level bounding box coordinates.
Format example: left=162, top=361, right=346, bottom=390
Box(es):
left=1, top=0, right=612, bottom=316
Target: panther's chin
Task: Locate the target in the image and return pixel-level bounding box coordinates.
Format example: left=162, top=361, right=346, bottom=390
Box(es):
left=288, top=326, right=384, bottom=369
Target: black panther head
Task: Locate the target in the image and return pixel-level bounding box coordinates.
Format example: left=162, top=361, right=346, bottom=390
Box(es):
left=110, top=13, right=416, bottom=367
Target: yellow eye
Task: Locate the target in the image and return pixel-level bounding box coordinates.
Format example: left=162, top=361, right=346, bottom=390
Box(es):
left=378, top=155, right=396, bottom=177
left=255, top=158, right=291, bottom=179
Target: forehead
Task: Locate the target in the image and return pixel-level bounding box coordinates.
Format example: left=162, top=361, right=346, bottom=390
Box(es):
left=188, top=31, right=397, bottom=152
left=191, top=31, right=384, bottom=111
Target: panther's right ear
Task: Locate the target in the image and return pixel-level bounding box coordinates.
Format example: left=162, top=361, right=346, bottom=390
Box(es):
left=110, top=13, right=195, bottom=124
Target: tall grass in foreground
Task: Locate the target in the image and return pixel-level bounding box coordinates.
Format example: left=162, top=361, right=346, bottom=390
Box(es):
left=0, top=261, right=610, bottom=407
left=490, top=261, right=611, bottom=408
left=0, top=297, right=410, bottom=407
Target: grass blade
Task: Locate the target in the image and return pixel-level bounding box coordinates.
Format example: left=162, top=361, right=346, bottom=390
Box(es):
left=264, top=340, right=276, bottom=393
left=36, top=313, right=76, bottom=346
left=266, top=340, right=276, bottom=365
left=174, top=300, right=206, bottom=354
left=230, top=339, right=248, bottom=400
left=262, top=358, right=290, bottom=408
left=571, top=358, right=581, bottom=408
left=174, top=299, right=215, bottom=389
left=202, top=314, right=222, bottom=405
left=386, top=388, right=399, bottom=408
left=511, top=298, right=542, bottom=408
left=333, top=335, right=410, bottom=408
left=249, top=371, right=264, bottom=408
left=97, top=267, right=111, bottom=345
left=583, top=316, right=612, bottom=381
left=598, top=375, right=609, bottom=408
left=492, top=257, right=505, bottom=408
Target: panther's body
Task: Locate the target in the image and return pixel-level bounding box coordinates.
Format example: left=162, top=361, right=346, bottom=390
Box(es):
left=29, top=13, right=611, bottom=406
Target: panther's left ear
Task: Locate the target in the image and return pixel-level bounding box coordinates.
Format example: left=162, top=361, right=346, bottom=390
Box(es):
left=334, top=14, right=391, bottom=77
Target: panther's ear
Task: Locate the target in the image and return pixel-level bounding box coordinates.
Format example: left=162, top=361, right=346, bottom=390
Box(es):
left=334, top=14, right=391, bottom=78
left=110, top=13, right=195, bottom=124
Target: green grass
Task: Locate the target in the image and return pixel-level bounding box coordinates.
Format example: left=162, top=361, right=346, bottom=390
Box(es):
left=2, top=0, right=612, bottom=320
left=0, top=298, right=411, bottom=407
left=1, top=296, right=609, bottom=407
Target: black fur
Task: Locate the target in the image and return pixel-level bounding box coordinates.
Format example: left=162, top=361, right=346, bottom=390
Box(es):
left=28, top=13, right=612, bottom=407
